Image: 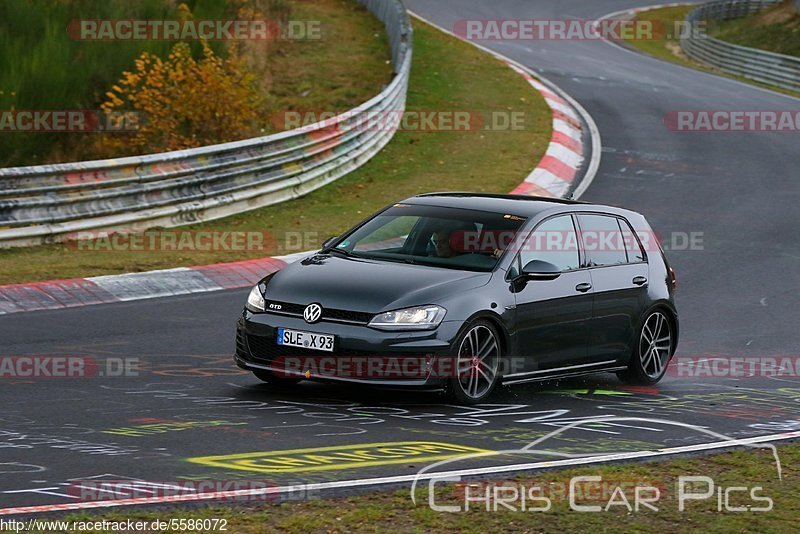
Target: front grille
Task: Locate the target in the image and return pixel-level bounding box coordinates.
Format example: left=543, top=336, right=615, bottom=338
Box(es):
left=324, top=309, right=374, bottom=323
left=264, top=300, right=373, bottom=325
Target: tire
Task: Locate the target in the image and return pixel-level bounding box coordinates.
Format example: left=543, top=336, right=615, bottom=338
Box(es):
left=253, top=369, right=303, bottom=387
left=617, top=309, right=674, bottom=385
left=446, top=320, right=502, bottom=404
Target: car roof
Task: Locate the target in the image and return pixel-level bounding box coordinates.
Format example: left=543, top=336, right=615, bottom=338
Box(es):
left=402, top=192, right=629, bottom=219
left=402, top=192, right=646, bottom=223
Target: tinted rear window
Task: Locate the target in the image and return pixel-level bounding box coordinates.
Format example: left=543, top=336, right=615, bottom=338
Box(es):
left=577, top=214, right=629, bottom=267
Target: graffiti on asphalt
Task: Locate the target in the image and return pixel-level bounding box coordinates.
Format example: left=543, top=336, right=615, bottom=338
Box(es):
left=188, top=442, right=491, bottom=474
left=0, top=430, right=136, bottom=456
left=102, top=419, right=247, bottom=437
left=96, top=383, right=800, bottom=430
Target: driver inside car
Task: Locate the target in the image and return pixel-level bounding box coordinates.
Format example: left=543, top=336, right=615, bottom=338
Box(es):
left=430, top=227, right=460, bottom=258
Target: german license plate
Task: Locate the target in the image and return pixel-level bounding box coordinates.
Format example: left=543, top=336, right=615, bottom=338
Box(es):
left=277, top=328, right=334, bottom=352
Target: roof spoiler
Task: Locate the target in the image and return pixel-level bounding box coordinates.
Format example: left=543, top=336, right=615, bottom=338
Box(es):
left=415, top=191, right=589, bottom=205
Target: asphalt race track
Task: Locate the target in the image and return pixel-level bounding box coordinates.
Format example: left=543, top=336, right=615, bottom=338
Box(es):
left=2, top=0, right=800, bottom=515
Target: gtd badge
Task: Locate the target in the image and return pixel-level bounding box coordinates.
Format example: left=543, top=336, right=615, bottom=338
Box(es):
left=303, top=303, right=323, bottom=324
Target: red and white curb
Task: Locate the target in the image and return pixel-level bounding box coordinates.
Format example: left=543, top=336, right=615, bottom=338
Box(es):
left=506, top=64, right=585, bottom=198
left=0, top=14, right=600, bottom=317
left=0, top=257, right=287, bottom=315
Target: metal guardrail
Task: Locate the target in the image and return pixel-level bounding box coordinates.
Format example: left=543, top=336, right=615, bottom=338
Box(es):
left=0, top=0, right=412, bottom=248
left=681, top=0, right=800, bottom=93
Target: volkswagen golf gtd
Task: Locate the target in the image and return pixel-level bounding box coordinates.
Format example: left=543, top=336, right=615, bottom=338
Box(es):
left=235, top=193, right=678, bottom=404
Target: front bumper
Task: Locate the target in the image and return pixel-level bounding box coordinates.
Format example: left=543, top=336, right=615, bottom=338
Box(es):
left=235, top=310, right=462, bottom=388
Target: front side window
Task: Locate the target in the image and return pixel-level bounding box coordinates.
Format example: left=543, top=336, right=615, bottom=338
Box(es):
left=519, top=215, right=580, bottom=272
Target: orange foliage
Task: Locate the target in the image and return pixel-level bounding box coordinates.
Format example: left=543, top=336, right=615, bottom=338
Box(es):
left=100, top=40, right=264, bottom=153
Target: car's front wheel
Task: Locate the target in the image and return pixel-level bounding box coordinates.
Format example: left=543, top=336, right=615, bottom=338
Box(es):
left=618, top=309, right=674, bottom=385
left=252, top=369, right=303, bottom=387
left=447, top=320, right=501, bottom=404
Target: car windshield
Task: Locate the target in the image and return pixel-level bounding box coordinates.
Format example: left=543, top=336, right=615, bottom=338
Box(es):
left=331, top=203, right=527, bottom=272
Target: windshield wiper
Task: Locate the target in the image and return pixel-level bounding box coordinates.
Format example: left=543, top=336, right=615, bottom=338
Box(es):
left=327, top=247, right=361, bottom=258
left=361, top=254, right=416, bottom=265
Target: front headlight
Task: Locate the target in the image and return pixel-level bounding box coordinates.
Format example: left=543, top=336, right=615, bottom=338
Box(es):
left=368, top=305, right=447, bottom=330
left=245, top=285, right=265, bottom=312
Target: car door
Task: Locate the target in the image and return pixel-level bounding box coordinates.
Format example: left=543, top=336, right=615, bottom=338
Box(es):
left=577, top=213, right=649, bottom=364
left=511, top=214, right=593, bottom=372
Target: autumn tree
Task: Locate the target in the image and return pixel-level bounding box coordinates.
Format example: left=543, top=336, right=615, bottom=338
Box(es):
left=100, top=39, right=264, bottom=154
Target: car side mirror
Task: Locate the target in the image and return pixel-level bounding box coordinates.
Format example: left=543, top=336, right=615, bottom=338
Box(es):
left=520, top=259, right=562, bottom=281
left=321, top=236, right=339, bottom=249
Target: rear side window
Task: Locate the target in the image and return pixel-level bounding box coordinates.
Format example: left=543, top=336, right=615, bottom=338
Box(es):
left=619, top=218, right=646, bottom=262
left=577, top=214, right=628, bottom=267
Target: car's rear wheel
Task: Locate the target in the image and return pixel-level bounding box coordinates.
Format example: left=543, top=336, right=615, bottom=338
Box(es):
left=252, top=369, right=303, bottom=386
left=447, top=320, right=501, bottom=404
left=617, top=309, right=673, bottom=385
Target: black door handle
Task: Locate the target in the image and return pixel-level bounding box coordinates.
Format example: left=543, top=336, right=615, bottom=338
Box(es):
left=575, top=283, right=592, bottom=293
left=632, top=276, right=648, bottom=286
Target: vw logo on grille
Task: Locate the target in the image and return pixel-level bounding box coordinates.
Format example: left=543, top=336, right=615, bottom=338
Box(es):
left=303, top=303, right=323, bottom=324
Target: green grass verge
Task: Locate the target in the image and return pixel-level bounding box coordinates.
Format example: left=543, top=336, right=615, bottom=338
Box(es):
left=623, top=4, right=800, bottom=99
left=34, top=442, right=800, bottom=532
left=263, top=0, right=394, bottom=122
left=710, top=0, right=800, bottom=58
left=0, top=18, right=551, bottom=285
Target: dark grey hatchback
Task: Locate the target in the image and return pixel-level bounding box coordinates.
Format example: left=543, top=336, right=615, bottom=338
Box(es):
left=235, top=193, right=678, bottom=404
